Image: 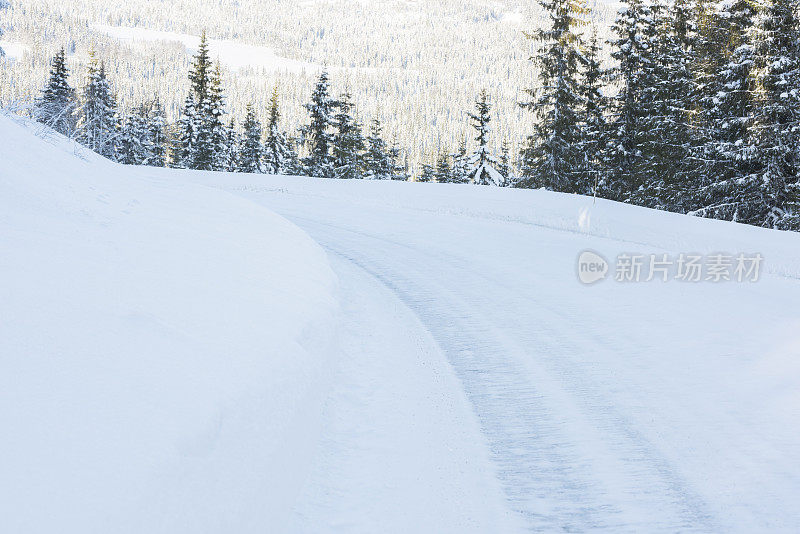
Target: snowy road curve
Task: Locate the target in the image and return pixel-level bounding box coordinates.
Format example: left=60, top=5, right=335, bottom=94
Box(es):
left=198, top=175, right=800, bottom=533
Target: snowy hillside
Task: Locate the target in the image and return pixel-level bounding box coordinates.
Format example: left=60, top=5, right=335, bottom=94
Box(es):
left=0, top=114, right=342, bottom=531
left=3, top=113, right=800, bottom=532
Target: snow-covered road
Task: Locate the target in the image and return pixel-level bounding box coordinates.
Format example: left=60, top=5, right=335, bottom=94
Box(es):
left=197, top=175, right=800, bottom=533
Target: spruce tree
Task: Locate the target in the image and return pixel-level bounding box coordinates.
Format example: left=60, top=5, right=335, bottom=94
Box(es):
left=499, top=139, right=512, bottom=187
left=174, top=93, right=198, bottom=169
left=117, top=105, right=150, bottom=165
left=450, top=138, right=470, bottom=184
left=750, top=0, right=800, bottom=229
left=263, top=85, right=291, bottom=174
left=519, top=0, right=588, bottom=191
left=146, top=98, right=167, bottom=167
left=332, top=92, right=365, bottom=179
left=34, top=48, right=77, bottom=136
left=179, top=31, right=227, bottom=170
left=576, top=29, right=607, bottom=197
left=76, top=53, right=118, bottom=159
left=221, top=117, right=239, bottom=172
left=363, top=118, right=392, bottom=179
left=388, top=141, right=409, bottom=181
left=694, top=0, right=759, bottom=220
left=638, top=0, right=697, bottom=210
left=208, top=64, right=230, bottom=171
left=301, top=71, right=336, bottom=177
left=466, top=90, right=502, bottom=186
left=188, top=31, right=213, bottom=103
left=434, top=150, right=453, bottom=183
left=606, top=0, right=657, bottom=202
left=238, top=104, right=263, bottom=173
left=417, top=156, right=435, bottom=182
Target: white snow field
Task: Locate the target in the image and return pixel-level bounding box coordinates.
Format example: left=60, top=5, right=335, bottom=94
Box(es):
left=2, top=113, right=800, bottom=533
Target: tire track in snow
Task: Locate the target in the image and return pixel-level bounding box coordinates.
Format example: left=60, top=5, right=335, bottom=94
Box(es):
left=292, top=216, right=718, bottom=533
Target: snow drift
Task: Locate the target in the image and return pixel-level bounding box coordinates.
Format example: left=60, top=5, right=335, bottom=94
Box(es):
left=0, top=113, right=338, bottom=533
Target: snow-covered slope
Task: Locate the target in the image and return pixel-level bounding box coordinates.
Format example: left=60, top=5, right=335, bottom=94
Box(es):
left=0, top=114, right=519, bottom=533
left=3, top=112, right=800, bottom=533
left=190, top=173, right=800, bottom=532
left=0, top=114, right=340, bottom=532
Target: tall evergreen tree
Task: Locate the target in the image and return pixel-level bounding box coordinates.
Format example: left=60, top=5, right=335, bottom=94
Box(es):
left=117, top=105, right=149, bottom=165
left=499, top=139, right=512, bottom=187
left=221, top=117, right=239, bottom=172
left=332, top=91, right=365, bottom=179
left=576, top=29, right=607, bottom=197
left=750, top=0, right=800, bottom=229
left=519, top=0, right=588, bottom=190
left=301, top=71, right=336, bottom=177
left=188, top=31, right=213, bottom=104
left=34, top=48, right=77, bottom=136
left=694, top=0, right=760, bottom=220
left=174, top=93, right=198, bottom=169
left=606, top=0, right=657, bottom=202
left=388, top=141, right=409, bottom=181
left=263, top=85, right=291, bottom=174
left=178, top=31, right=227, bottom=170
left=76, top=52, right=118, bottom=159
left=146, top=98, right=167, bottom=167
left=638, top=0, right=697, bottom=210
left=238, top=104, right=263, bottom=173
left=363, top=117, right=392, bottom=179
left=208, top=64, right=230, bottom=171
left=450, top=138, right=470, bottom=184
left=466, top=90, right=502, bottom=186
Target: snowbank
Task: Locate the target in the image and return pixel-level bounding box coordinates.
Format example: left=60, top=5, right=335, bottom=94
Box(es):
left=0, top=113, right=338, bottom=533
left=209, top=173, right=800, bottom=279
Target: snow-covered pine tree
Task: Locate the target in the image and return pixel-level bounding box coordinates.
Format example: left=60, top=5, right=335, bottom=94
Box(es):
left=173, top=93, right=198, bottom=168
left=179, top=31, right=225, bottom=170
left=76, top=52, right=118, bottom=159
left=749, top=0, right=800, bottom=229
left=238, top=104, right=263, bottom=173
left=263, top=85, right=290, bottom=174
left=363, top=117, right=392, bottom=179
left=499, top=139, right=512, bottom=187
left=450, top=138, right=470, bottom=184
left=466, top=90, right=502, bottom=186
left=189, top=30, right=213, bottom=104
left=208, top=64, right=230, bottom=171
left=519, top=0, right=588, bottom=191
left=284, top=135, right=302, bottom=175
left=434, top=150, right=452, bottom=183
left=417, top=155, right=435, bottom=182
left=606, top=0, right=656, bottom=202
left=693, top=0, right=760, bottom=220
left=146, top=98, right=167, bottom=167
left=301, top=71, right=336, bottom=178
left=575, top=29, right=607, bottom=197
left=637, top=0, right=697, bottom=210
left=332, top=91, right=365, bottom=179
left=34, top=48, right=77, bottom=136
left=116, top=105, right=150, bottom=165
left=221, top=117, right=239, bottom=172
left=388, top=141, right=409, bottom=181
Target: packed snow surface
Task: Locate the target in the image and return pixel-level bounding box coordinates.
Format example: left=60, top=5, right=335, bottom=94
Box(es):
left=2, top=113, right=800, bottom=532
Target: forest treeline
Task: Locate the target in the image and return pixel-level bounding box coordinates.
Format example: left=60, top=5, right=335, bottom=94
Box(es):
left=23, top=0, right=800, bottom=230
